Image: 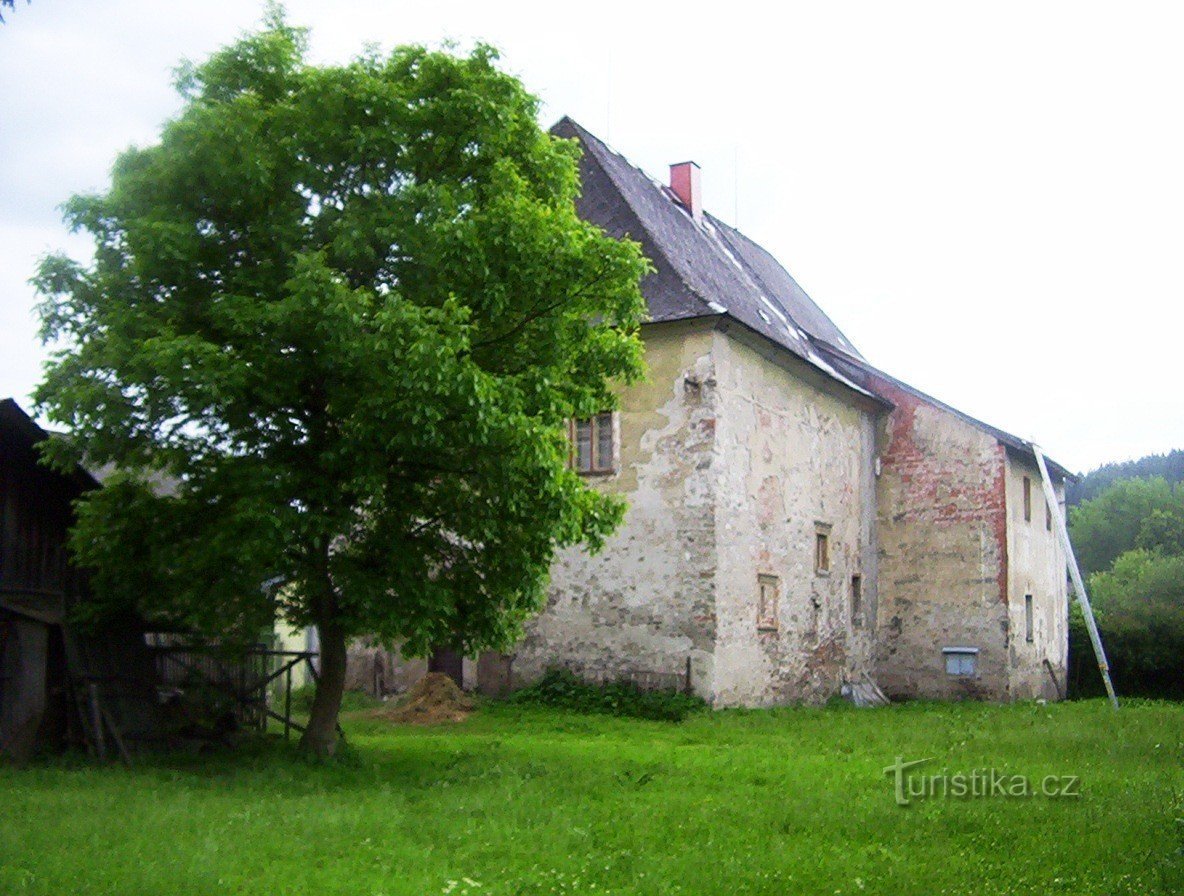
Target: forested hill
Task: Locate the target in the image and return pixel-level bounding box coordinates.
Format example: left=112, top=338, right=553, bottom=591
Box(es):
left=1068, top=449, right=1184, bottom=506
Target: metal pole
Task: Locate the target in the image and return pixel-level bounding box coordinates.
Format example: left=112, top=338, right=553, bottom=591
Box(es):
left=1032, top=445, right=1119, bottom=709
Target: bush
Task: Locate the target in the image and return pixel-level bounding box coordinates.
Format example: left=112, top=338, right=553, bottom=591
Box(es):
left=1069, top=550, right=1184, bottom=699
left=508, top=668, right=706, bottom=722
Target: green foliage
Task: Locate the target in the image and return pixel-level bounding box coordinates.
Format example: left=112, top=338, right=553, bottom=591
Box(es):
left=33, top=9, right=648, bottom=672
left=1068, top=448, right=1184, bottom=505
left=1068, top=476, right=1184, bottom=575
left=1066, top=476, right=1184, bottom=699
left=2, top=701, right=1182, bottom=893
left=1135, top=506, right=1184, bottom=556
left=507, top=667, right=706, bottom=722
left=1070, top=550, right=1184, bottom=699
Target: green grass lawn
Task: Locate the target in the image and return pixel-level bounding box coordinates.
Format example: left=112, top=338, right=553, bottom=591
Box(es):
left=2, top=698, right=1182, bottom=895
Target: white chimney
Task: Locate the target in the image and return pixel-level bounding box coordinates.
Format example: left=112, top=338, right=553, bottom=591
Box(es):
left=669, top=161, right=702, bottom=222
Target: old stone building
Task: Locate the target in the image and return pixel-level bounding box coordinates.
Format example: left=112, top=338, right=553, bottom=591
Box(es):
left=505, top=119, right=1071, bottom=705
left=342, top=118, right=1072, bottom=706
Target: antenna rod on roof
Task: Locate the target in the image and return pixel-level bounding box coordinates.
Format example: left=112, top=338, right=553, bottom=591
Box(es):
left=733, top=145, right=739, bottom=226
left=605, top=48, right=613, bottom=142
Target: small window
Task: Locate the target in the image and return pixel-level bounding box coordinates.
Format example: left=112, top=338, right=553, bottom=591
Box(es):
left=1025, top=594, right=1034, bottom=643
left=1023, top=476, right=1032, bottom=522
left=814, top=524, right=831, bottom=574
left=850, top=574, right=863, bottom=626
left=570, top=412, right=615, bottom=474
left=943, top=646, right=978, bottom=677
left=757, top=574, right=779, bottom=631
left=1045, top=501, right=1052, bottom=532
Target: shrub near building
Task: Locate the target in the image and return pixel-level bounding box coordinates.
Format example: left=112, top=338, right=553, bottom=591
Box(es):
left=1069, top=477, right=1184, bottom=698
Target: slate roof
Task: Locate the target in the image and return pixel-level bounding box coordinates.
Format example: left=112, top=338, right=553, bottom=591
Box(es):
left=551, top=117, right=1072, bottom=478
left=551, top=117, right=862, bottom=372
left=807, top=344, right=1076, bottom=481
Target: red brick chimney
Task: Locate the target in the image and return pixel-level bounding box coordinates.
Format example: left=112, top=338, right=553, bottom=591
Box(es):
left=669, top=161, right=702, bottom=222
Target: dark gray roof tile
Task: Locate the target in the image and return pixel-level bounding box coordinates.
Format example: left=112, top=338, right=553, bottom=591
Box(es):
left=552, top=117, right=1070, bottom=475
left=552, top=117, right=859, bottom=365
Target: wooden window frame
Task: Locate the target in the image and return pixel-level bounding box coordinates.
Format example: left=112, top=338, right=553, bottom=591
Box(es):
left=569, top=412, right=617, bottom=475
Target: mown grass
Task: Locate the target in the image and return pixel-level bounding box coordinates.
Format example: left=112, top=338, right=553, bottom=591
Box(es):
left=1, top=699, right=1182, bottom=895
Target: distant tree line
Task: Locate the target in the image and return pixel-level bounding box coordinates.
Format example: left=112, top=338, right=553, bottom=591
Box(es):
left=1068, top=449, right=1184, bottom=506
left=1069, top=470, right=1184, bottom=699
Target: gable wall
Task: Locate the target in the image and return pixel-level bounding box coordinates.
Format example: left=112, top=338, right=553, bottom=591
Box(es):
left=511, top=319, right=721, bottom=696
left=869, top=378, right=1013, bottom=700
left=710, top=327, right=878, bottom=706
left=1003, top=454, right=1069, bottom=699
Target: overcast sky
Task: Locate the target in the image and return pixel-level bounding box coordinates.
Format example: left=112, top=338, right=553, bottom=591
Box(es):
left=2, top=1, right=1181, bottom=472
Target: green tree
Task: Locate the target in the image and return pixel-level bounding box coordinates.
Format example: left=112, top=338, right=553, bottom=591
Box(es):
left=1068, top=477, right=1183, bottom=574
left=1134, top=506, right=1184, bottom=557
left=1070, top=550, right=1184, bottom=698
left=34, top=12, right=648, bottom=755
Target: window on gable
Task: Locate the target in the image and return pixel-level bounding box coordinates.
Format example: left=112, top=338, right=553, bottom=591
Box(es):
left=757, top=574, right=779, bottom=631
left=814, top=524, right=831, bottom=575
left=570, top=412, right=615, bottom=474
left=1045, top=501, right=1052, bottom=532
left=1023, top=476, right=1032, bottom=522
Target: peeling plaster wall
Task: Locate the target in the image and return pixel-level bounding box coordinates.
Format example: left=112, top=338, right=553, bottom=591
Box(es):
left=329, top=322, right=1061, bottom=708
left=870, top=379, right=1012, bottom=701
left=512, top=319, right=720, bottom=696
left=1004, top=455, right=1069, bottom=700
left=710, top=328, right=877, bottom=706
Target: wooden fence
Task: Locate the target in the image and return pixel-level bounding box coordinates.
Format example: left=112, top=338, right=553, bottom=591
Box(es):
left=148, top=637, right=318, bottom=741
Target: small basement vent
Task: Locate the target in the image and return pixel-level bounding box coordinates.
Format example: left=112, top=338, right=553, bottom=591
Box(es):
left=942, top=646, right=979, bottom=677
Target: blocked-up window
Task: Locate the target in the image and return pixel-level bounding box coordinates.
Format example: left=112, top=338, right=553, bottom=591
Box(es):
left=814, top=524, right=831, bottom=574
left=570, top=412, right=615, bottom=474
left=757, top=574, right=779, bottom=631
left=943, top=647, right=978, bottom=677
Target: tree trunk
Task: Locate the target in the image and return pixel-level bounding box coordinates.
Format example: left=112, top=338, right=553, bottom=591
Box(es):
left=300, top=615, right=347, bottom=757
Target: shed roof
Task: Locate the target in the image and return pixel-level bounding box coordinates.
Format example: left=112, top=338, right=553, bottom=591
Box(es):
left=0, top=398, right=99, bottom=491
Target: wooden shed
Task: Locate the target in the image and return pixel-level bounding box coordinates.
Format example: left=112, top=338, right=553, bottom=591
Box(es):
left=0, top=398, right=160, bottom=762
